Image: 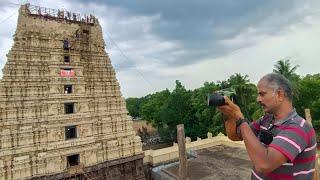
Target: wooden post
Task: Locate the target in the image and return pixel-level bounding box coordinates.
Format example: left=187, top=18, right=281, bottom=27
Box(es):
left=177, top=124, right=188, bottom=180
left=305, top=109, right=319, bottom=180
left=305, top=109, right=313, bottom=124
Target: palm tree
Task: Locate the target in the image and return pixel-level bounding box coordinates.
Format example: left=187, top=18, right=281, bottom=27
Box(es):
left=273, top=59, right=300, bottom=101
left=273, top=59, right=299, bottom=79
left=228, top=73, right=249, bottom=85
left=227, top=73, right=253, bottom=119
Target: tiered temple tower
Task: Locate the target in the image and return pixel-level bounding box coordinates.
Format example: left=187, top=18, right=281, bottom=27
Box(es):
left=0, top=4, right=144, bottom=180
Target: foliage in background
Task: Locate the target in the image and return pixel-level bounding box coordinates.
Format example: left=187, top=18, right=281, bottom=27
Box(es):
left=273, top=59, right=299, bottom=80
left=126, top=60, right=320, bottom=141
left=126, top=97, right=148, bottom=118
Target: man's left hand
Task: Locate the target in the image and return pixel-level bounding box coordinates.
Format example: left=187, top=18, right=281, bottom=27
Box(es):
left=217, top=96, right=245, bottom=141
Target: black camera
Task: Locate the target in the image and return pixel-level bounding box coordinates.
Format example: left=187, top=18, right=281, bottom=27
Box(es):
left=207, top=88, right=236, bottom=107
left=258, top=130, right=274, bottom=145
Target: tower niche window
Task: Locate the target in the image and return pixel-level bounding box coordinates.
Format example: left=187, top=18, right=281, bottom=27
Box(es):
left=65, top=125, right=77, bottom=139
left=65, top=103, right=74, bottom=114
left=64, top=55, right=70, bottom=63
left=64, top=85, right=72, bottom=94
left=67, top=154, right=79, bottom=167
left=83, top=29, right=89, bottom=34
left=63, top=39, right=69, bottom=50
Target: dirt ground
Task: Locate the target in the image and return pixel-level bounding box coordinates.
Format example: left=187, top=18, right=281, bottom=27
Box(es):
left=132, top=120, right=157, bottom=135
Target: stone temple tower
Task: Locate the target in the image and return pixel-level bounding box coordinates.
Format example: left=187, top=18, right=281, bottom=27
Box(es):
left=0, top=4, right=144, bottom=180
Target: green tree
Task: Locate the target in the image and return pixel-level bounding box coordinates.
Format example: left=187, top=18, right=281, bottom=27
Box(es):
left=126, top=97, right=143, bottom=118
left=294, top=74, right=320, bottom=118
left=140, top=89, right=171, bottom=128
left=190, top=82, right=221, bottom=138
left=219, top=73, right=261, bottom=120
left=140, top=81, right=195, bottom=141
left=160, top=80, right=194, bottom=140
left=129, top=69, right=320, bottom=142
left=227, top=73, right=249, bottom=85
left=273, top=59, right=301, bottom=105
left=273, top=59, right=299, bottom=79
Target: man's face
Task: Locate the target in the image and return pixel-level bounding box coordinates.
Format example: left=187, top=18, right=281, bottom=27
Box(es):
left=256, top=80, right=282, bottom=114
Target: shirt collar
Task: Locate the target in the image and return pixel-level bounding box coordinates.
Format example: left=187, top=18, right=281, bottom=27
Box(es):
left=273, top=108, right=298, bottom=126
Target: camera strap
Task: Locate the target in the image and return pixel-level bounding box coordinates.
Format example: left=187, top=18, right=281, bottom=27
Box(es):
left=258, top=114, right=275, bottom=145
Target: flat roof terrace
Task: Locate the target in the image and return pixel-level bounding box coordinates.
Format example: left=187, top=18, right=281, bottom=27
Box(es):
left=156, top=145, right=252, bottom=180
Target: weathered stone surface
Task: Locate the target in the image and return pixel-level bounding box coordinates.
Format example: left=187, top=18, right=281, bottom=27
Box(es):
left=0, top=4, right=143, bottom=180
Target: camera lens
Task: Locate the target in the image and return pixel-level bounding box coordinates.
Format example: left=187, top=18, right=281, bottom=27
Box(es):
left=208, top=93, right=226, bottom=106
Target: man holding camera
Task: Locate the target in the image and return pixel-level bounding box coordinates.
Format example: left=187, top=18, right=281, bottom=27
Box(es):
left=217, top=73, right=317, bottom=179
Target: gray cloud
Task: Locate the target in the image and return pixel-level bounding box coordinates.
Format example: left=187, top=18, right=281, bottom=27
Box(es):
left=0, top=0, right=319, bottom=97
left=75, top=0, right=316, bottom=68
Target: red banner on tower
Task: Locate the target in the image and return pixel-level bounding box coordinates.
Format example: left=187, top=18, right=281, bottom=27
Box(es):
left=60, top=69, right=75, bottom=77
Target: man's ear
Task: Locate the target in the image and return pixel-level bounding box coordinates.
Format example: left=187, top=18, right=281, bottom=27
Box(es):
left=277, top=89, right=285, bottom=102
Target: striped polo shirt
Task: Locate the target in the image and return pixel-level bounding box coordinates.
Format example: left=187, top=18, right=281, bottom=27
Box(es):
left=249, top=109, right=317, bottom=180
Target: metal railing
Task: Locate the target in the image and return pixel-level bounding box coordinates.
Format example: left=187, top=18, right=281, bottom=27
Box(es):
left=25, top=4, right=96, bottom=24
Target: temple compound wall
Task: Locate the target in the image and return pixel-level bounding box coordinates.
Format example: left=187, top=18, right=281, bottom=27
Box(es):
left=0, top=4, right=144, bottom=180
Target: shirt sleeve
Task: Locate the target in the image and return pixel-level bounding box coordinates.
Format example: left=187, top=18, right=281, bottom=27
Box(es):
left=268, top=123, right=308, bottom=162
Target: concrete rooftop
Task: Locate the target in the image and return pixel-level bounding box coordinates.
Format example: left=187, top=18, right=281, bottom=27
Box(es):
left=157, top=145, right=252, bottom=180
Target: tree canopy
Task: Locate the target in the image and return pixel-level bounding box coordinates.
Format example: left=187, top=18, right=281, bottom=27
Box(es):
left=273, top=59, right=299, bottom=80
left=126, top=60, right=320, bottom=141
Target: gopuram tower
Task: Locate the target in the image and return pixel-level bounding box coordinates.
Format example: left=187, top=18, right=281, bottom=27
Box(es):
left=0, top=4, right=144, bottom=180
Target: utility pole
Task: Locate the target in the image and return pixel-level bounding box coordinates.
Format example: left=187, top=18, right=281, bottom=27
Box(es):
left=177, top=124, right=188, bottom=180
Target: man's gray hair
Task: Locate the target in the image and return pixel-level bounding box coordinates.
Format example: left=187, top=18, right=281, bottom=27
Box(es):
left=260, top=73, right=293, bottom=101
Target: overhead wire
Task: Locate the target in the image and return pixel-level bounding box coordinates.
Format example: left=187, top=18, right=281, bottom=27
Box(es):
left=0, top=1, right=24, bottom=25
left=0, top=10, right=18, bottom=25
left=105, top=30, right=156, bottom=93
left=7, top=2, right=20, bottom=6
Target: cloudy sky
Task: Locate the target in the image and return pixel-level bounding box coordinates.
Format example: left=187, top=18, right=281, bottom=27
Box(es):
left=0, top=0, right=319, bottom=97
